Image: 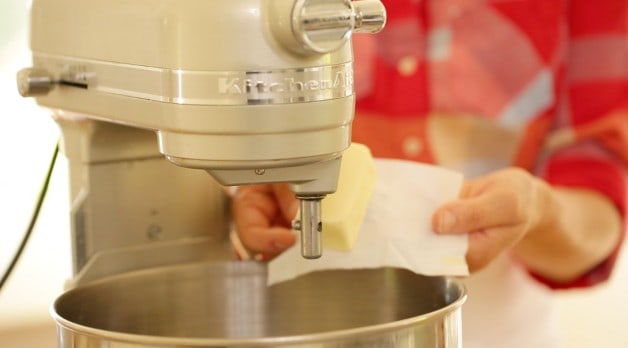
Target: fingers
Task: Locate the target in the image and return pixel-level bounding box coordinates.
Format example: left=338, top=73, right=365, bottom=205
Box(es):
left=272, top=184, right=300, bottom=222
left=465, top=227, right=520, bottom=272
left=239, top=225, right=296, bottom=259
left=431, top=169, right=540, bottom=274
left=433, top=189, right=526, bottom=234
left=433, top=191, right=529, bottom=272
left=232, top=184, right=298, bottom=257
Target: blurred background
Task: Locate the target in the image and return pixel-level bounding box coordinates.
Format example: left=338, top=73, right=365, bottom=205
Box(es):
left=0, top=1, right=626, bottom=347
left=0, top=0, right=72, bottom=345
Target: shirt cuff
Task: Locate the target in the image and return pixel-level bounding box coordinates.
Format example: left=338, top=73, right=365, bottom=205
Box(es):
left=530, top=155, right=626, bottom=289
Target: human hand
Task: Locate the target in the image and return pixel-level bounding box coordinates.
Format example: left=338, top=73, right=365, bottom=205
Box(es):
left=231, top=184, right=298, bottom=260
left=432, top=167, right=548, bottom=273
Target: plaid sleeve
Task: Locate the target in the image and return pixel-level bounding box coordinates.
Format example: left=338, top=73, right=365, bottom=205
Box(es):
left=532, top=0, right=628, bottom=289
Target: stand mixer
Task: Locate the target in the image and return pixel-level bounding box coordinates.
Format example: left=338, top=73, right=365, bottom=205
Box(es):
left=16, top=3, right=469, bottom=347
left=17, top=0, right=386, bottom=285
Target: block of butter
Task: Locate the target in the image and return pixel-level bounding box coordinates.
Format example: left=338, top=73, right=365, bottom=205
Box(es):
left=322, top=143, right=377, bottom=251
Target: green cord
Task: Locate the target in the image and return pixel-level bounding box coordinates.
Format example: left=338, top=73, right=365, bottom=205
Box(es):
left=0, top=142, right=59, bottom=293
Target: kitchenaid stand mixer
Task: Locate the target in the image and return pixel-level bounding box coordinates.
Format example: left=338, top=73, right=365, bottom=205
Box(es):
left=16, top=2, right=469, bottom=347
left=18, top=0, right=386, bottom=286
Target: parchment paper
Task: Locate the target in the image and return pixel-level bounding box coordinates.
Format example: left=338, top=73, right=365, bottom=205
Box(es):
left=268, top=159, right=469, bottom=285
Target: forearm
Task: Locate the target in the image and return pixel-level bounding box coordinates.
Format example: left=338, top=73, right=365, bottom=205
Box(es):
left=514, top=179, right=623, bottom=284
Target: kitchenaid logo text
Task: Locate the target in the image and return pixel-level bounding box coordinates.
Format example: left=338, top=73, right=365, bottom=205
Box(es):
left=218, top=69, right=353, bottom=97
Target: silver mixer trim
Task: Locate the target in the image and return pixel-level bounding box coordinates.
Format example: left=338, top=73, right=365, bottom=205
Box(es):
left=32, top=53, right=354, bottom=105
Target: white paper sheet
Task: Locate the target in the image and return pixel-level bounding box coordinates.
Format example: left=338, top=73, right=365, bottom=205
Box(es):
left=268, top=159, right=469, bottom=285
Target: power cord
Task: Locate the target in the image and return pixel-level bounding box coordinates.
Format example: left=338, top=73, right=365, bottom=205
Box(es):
left=0, top=142, right=59, bottom=293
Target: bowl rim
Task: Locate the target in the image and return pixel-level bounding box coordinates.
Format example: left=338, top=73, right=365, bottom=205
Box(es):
left=51, top=261, right=467, bottom=347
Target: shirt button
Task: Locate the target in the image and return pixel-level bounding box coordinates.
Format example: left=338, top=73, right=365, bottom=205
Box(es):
left=397, top=56, right=418, bottom=76
left=402, top=136, right=423, bottom=157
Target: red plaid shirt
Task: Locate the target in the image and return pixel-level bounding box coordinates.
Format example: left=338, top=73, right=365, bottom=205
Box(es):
left=352, top=0, right=628, bottom=289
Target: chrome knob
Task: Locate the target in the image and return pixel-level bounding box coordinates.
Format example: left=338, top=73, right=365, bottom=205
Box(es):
left=289, top=0, right=387, bottom=54
left=293, top=0, right=354, bottom=53
left=353, top=0, right=387, bottom=34
left=16, top=68, right=55, bottom=97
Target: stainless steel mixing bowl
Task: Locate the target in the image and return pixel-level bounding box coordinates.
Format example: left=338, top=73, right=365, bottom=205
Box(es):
left=52, top=261, right=466, bottom=347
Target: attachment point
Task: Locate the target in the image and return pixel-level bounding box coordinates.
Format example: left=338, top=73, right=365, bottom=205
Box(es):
left=295, top=195, right=325, bottom=259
